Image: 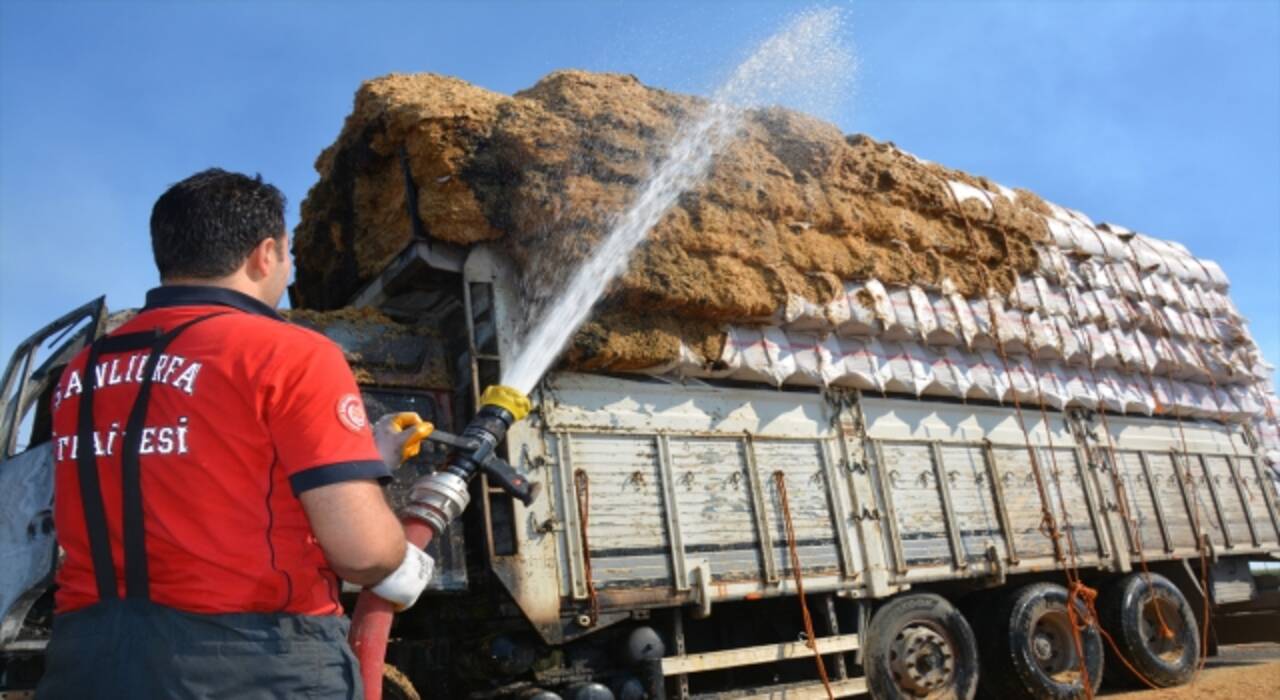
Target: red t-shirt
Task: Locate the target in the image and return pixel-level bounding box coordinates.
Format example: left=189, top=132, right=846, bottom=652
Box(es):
left=50, top=286, right=389, bottom=616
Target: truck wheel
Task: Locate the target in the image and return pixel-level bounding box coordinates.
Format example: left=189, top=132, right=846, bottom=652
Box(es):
left=975, top=582, right=1103, bottom=700
left=863, top=593, right=979, bottom=700
left=1098, top=572, right=1199, bottom=688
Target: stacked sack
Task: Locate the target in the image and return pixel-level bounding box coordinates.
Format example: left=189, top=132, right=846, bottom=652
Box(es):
left=642, top=180, right=1280, bottom=459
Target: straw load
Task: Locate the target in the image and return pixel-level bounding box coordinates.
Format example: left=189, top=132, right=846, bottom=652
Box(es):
left=292, top=70, right=1279, bottom=455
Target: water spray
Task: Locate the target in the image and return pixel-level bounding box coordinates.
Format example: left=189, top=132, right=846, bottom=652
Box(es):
left=502, top=6, right=853, bottom=395
left=349, top=8, right=853, bottom=698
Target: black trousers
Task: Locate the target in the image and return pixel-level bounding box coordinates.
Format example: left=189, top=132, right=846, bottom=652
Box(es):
left=36, top=599, right=363, bottom=699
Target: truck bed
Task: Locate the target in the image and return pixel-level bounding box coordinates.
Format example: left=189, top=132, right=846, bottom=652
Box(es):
left=493, top=372, right=1280, bottom=643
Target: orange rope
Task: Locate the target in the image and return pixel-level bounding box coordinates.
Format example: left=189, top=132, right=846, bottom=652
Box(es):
left=573, top=469, right=600, bottom=627
left=773, top=471, right=835, bottom=700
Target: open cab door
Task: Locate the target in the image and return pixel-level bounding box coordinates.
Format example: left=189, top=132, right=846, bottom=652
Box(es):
left=0, top=298, right=105, bottom=683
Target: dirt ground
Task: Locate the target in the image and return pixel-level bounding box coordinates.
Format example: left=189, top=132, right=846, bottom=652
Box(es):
left=1103, top=644, right=1280, bottom=698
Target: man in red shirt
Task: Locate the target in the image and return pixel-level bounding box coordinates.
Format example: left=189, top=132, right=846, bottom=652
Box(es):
left=37, top=169, right=431, bottom=698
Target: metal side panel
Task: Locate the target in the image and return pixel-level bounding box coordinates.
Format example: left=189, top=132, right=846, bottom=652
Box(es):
left=1238, top=456, right=1280, bottom=546
left=1112, top=451, right=1169, bottom=555
left=1098, top=415, right=1273, bottom=554
left=567, top=433, right=674, bottom=588
left=1209, top=559, right=1258, bottom=605
left=856, top=396, right=1121, bottom=578
left=1037, top=446, right=1102, bottom=559
left=754, top=438, right=843, bottom=579
left=666, top=437, right=762, bottom=584
left=987, top=445, right=1057, bottom=560
left=876, top=441, right=952, bottom=569
left=519, top=373, right=862, bottom=617
left=1184, top=454, right=1231, bottom=550
left=1, top=444, right=55, bottom=646
left=1202, top=455, right=1255, bottom=549
left=937, top=444, right=1009, bottom=565
left=1143, top=453, right=1200, bottom=551
left=539, top=373, right=834, bottom=439
left=1265, top=462, right=1280, bottom=541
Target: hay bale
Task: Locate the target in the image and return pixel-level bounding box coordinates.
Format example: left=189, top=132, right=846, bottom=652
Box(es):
left=294, top=70, right=1052, bottom=369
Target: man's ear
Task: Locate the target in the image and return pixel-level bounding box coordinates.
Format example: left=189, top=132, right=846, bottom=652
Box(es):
left=246, top=237, right=276, bottom=281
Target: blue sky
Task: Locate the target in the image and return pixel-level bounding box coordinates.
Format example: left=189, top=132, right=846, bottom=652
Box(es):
left=1, top=1, right=1277, bottom=376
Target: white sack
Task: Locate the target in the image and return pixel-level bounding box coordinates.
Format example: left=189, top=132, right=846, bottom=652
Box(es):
left=1085, top=324, right=1120, bottom=368
left=909, top=286, right=940, bottom=341
left=880, top=341, right=934, bottom=396
left=925, top=346, right=971, bottom=398
left=838, top=281, right=885, bottom=336
left=783, top=295, right=829, bottom=332
left=966, top=350, right=1009, bottom=402
left=832, top=336, right=885, bottom=391
left=927, top=291, right=963, bottom=346
left=950, top=292, right=981, bottom=348
left=785, top=331, right=825, bottom=386
left=1062, top=367, right=1099, bottom=409
left=1055, top=316, right=1088, bottom=365
left=1027, top=311, right=1062, bottom=360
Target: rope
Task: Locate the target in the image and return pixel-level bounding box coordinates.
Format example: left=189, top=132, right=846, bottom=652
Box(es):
left=773, top=471, right=835, bottom=700
left=935, top=179, right=1208, bottom=694
left=1037, top=253, right=1176, bottom=691
left=1116, top=256, right=1217, bottom=679
left=987, top=292, right=1094, bottom=697
left=573, top=469, right=600, bottom=627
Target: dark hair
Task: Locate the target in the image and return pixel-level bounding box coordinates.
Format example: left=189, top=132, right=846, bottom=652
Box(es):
left=150, top=168, right=286, bottom=279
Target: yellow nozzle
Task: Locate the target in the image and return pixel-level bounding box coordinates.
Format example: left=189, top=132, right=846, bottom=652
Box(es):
left=480, top=385, right=532, bottom=422
left=387, top=412, right=435, bottom=461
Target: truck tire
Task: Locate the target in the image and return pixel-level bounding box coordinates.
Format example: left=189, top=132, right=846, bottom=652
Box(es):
left=863, top=593, right=979, bottom=700
left=1098, top=572, right=1199, bottom=688
left=974, top=582, right=1103, bottom=700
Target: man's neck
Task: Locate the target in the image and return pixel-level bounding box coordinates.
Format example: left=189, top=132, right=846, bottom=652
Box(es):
left=161, top=276, right=271, bottom=307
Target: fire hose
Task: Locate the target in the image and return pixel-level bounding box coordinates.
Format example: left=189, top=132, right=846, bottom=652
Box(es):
left=349, top=385, right=537, bottom=700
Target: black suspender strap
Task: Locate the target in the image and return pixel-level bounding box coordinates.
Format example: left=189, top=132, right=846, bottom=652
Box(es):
left=75, top=312, right=227, bottom=602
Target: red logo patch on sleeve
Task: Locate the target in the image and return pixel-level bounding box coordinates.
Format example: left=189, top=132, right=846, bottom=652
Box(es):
left=336, top=394, right=368, bottom=432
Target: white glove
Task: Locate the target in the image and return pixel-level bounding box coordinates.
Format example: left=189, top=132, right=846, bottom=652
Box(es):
left=373, top=412, right=434, bottom=469
left=370, top=542, right=434, bottom=611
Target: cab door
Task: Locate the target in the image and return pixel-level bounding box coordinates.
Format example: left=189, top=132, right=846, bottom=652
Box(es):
left=0, top=298, right=105, bottom=649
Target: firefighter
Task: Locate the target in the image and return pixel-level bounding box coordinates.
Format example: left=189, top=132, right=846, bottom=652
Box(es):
left=37, top=168, right=432, bottom=699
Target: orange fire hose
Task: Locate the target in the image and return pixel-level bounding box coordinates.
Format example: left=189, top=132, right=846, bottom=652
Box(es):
left=348, top=519, right=435, bottom=700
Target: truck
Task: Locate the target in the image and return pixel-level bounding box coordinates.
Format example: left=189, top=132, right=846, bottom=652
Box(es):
left=3, top=225, right=1280, bottom=700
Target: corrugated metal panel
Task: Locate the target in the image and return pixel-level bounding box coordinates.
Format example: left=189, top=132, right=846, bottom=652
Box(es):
left=1202, top=455, right=1253, bottom=547
left=878, top=442, right=951, bottom=567
left=989, top=446, right=1057, bottom=559
left=938, top=444, right=1009, bottom=561
left=1113, top=451, right=1166, bottom=554
left=755, top=439, right=842, bottom=576
left=1144, top=453, right=1198, bottom=549
left=1239, top=457, right=1280, bottom=545
left=667, top=437, right=763, bottom=583
left=568, top=433, right=674, bottom=588
left=1038, top=447, right=1100, bottom=556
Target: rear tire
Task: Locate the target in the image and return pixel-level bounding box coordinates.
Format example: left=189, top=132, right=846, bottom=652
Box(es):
left=1098, top=572, right=1199, bottom=689
left=974, top=582, right=1104, bottom=700
left=863, top=593, right=979, bottom=700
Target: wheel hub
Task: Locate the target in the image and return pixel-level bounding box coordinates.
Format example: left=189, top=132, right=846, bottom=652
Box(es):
left=1140, top=594, right=1186, bottom=663
left=889, top=624, right=955, bottom=697
left=1031, top=609, right=1080, bottom=680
